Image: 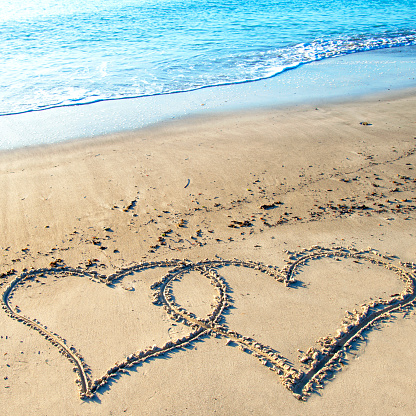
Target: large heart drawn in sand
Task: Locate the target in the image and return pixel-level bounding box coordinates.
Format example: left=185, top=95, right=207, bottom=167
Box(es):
left=2, top=246, right=415, bottom=400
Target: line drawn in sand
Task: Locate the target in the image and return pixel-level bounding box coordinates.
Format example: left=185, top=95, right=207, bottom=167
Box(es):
left=1, top=246, right=415, bottom=400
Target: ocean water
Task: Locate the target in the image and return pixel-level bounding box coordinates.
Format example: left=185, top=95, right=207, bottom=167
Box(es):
left=1, top=0, right=415, bottom=117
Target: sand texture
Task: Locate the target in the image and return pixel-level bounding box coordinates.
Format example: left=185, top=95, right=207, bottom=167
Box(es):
left=1, top=89, right=416, bottom=415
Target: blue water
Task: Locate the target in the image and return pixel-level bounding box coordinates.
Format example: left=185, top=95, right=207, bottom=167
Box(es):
left=0, top=0, right=415, bottom=117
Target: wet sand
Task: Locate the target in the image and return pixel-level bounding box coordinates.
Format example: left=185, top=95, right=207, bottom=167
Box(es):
left=0, top=88, right=416, bottom=415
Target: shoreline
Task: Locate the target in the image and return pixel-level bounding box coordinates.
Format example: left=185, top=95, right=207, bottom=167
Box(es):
left=1, top=83, right=416, bottom=162
left=1, top=45, right=415, bottom=152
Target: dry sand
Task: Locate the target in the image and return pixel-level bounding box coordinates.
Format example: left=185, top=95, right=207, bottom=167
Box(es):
left=0, top=88, right=416, bottom=415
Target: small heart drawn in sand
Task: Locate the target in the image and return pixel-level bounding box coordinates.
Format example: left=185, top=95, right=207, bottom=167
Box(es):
left=2, top=246, right=415, bottom=400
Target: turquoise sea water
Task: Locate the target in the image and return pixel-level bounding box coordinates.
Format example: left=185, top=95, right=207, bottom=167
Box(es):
left=1, top=0, right=415, bottom=117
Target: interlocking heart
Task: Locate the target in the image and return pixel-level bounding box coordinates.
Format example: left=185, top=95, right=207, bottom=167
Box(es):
left=1, top=246, right=415, bottom=400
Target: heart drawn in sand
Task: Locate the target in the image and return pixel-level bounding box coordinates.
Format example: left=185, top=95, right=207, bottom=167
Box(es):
left=1, top=246, right=415, bottom=401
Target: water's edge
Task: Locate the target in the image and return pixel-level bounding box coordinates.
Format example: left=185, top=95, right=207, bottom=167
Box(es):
left=1, top=46, right=415, bottom=152
left=2, top=35, right=415, bottom=118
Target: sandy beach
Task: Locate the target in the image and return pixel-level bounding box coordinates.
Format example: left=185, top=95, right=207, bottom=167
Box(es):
left=1, top=88, right=416, bottom=415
